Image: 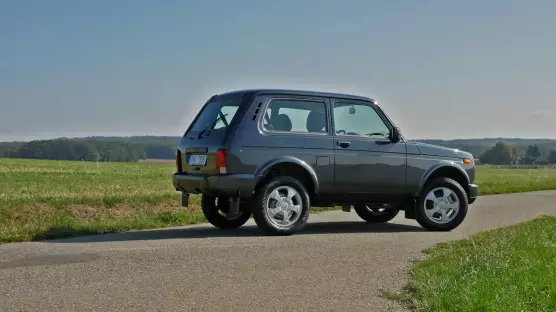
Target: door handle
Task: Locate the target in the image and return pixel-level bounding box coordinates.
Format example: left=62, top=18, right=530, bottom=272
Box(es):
left=337, top=141, right=351, bottom=148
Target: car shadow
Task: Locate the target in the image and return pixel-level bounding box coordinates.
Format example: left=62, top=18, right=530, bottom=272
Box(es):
left=40, top=221, right=425, bottom=244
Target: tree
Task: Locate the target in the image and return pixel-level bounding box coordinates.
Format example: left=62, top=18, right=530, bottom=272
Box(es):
left=479, top=142, right=516, bottom=165
left=525, top=144, right=541, bottom=161
left=549, top=150, right=556, bottom=164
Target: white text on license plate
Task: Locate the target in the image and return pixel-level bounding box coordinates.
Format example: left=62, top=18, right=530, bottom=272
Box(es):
left=188, top=155, right=207, bottom=166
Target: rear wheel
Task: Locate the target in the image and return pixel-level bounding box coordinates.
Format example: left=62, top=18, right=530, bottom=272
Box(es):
left=252, top=176, right=310, bottom=236
left=353, top=204, right=400, bottom=223
left=201, top=195, right=251, bottom=229
left=416, top=177, right=468, bottom=231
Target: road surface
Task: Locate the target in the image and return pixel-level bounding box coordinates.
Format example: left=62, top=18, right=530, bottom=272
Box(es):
left=1, top=191, right=556, bottom=312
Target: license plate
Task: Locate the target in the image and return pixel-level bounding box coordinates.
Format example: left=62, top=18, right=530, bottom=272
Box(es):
left=188, top=154, right=207, bottom=166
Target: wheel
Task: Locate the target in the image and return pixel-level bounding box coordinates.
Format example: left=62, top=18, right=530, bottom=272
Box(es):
left=201, top=195, right=252, bottom=229
left=416, top=177, right=468, bottom=231
left=353, top=204, right=399, bottom=223
left=252, top=176, right=310, bottom=236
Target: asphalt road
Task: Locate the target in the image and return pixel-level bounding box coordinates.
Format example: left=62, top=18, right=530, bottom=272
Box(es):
left=1, top=191, right=556, bottom=312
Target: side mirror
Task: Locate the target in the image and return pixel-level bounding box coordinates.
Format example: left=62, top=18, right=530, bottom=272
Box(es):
left=391, top=127, right=402, bottom=143
left=349, top=105, right=356, bottom=114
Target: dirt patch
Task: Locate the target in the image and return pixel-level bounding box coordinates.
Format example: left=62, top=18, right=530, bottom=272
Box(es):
left=64, top=204, right=105, bottom=222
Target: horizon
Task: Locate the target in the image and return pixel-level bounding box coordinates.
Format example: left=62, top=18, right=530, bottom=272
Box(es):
left=2, top=1, right=556, bottom=141
left=2, top=134, right=556, bottom=144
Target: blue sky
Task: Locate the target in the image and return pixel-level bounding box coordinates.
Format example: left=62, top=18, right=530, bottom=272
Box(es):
left=1, top=0, right=555, bottom=141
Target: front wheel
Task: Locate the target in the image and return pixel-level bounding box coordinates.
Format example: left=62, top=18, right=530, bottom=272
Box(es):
left=416, top=177, right=468, bottom=231
left=353, top=204, right=399, bottom=223
left=201, top=195, right=252, bottom=229
left=252, top=176, right=311, bottom=236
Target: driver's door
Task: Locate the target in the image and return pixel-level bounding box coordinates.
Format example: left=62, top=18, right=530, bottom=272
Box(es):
left=332, top=99, right=407, bottom=200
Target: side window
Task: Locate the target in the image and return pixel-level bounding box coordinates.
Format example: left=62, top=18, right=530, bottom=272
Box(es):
left=263, top=99, right=328, bottom=133
left=333, top=102, right=390, bottom=138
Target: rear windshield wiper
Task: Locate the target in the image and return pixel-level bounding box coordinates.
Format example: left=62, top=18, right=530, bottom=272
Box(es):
left=198, top=113, right=228, bottom=138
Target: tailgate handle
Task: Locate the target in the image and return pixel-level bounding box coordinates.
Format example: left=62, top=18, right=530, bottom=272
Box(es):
left=186, top=147, right=208, bottom=153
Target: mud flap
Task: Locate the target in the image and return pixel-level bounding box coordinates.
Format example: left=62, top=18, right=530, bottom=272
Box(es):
left=404, top=200, right=417, bottom=220
left=181, top=192, right=190, bottom=208
left=341, top=205, right=351, bottom=212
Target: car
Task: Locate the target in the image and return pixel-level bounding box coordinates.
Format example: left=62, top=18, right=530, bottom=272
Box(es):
left=172, top=89, right=478, bottom=235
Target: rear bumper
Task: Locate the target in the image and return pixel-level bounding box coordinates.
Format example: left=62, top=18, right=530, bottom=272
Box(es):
left=468, top=183, right=478, bottom=204
left=172, top=172, right=256, bottom=198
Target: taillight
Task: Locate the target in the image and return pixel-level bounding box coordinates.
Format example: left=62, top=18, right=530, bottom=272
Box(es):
left=176, top=150, right=182, bottom=172
left=215, top=149, right=227, bottom=174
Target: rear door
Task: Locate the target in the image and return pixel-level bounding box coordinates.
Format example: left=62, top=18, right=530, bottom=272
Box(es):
left=332, top=99, right=407, bottom=200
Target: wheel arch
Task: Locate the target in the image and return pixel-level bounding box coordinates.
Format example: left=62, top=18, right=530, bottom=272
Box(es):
left=254, top=157, right=319, bottom=197
left=417, top=164, right=470, bottom=196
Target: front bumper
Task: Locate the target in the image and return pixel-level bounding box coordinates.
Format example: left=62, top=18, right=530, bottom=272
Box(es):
left=172, top=172, right=256, bottom=198
left=468, top=183, right=478, bottom=204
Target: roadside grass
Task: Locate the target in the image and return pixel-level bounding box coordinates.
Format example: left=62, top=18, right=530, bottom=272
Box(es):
left=1, top=159, right=556, bottom=243
left=384, top=216, right=556, bottom=312
left=477, top=165, right=556, bottom=195
left=0, top=158, right=206, bottom=243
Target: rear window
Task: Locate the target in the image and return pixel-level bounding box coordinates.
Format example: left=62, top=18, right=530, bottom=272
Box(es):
left=188, top=99, right=241, bottom=133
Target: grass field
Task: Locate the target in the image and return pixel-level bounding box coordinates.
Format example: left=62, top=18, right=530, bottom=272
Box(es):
left=476, top=166, right=556, bottom=195
left=1, top=158, right=556, bottom=243
left=385, top=216, right=556, bottom=311
left=0, top=158, right=205, bottom=243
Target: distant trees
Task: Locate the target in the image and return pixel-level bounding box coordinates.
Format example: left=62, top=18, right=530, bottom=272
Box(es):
left=479, top=142, right=517, bottom=165
left=144, top=145, right=176, bottom=159
left=9, top=139, right=147, bottom=162
left=521, top=144, right=542, bottom=164
left=0, top=137, right=182, bottom=162
left=526, top=145, right=542, bottom=159
left=0, top=142, right=23, bottom=158
left=550, top=150, right=556, bottom=164
left=478, top=143, right=556, bottom=165
left=2, top=136, right=554, bottom=164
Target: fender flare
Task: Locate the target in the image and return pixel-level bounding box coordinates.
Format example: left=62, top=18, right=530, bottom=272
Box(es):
left=254, top=157, right=319, bottom=194
left=417, top=162, right=470, bottom=196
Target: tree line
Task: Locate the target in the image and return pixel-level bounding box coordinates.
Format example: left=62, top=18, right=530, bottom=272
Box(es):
left=0, top=137, right=178, bottom=162
left=1, top=136, right=556, bottom=164
left=478, top=142, right=556, bottom=165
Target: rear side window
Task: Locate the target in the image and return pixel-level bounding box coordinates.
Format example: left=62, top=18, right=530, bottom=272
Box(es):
left=188, top=99, right=241, bottom=133
left=262, top=99, right=327, bottom=134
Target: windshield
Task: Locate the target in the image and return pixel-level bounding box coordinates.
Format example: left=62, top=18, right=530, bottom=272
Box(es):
left=188, top=99, right=241, bottom=133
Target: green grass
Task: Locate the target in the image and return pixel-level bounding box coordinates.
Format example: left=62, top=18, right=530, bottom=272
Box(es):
left=475, top=166, right=556, bottom=195
left=388, top=216, right=556, bottom=312
left=0, top=158, right=205, bottom=243
left=1, top=159, right=556, bottom=243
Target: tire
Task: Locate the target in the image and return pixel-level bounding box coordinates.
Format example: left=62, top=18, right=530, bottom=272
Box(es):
left=252, top=176, right=311, bottom=236
left=201, top=195, right=252, bottom=229
left=416, top=177, right=468, bottom=231
left=353, top=204, right=399, bottom=223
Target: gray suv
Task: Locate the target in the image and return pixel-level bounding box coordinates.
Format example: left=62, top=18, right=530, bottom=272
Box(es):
left=172, top=89, right=478, bottom=235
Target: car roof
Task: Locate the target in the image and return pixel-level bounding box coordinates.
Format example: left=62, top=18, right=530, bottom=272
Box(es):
left=213, top=89, right=375, bottom=102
